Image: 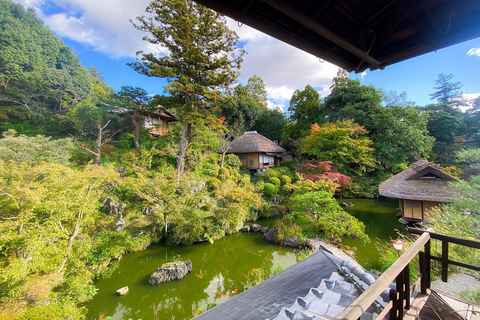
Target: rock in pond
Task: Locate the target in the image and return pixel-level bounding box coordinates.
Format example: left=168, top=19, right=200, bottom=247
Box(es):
left=250, top=224, right=262, bottom=232
left=149, top=260, right=193, bottom=285
left=116, top=286, right=129, bottom=295
left=260, top=227, right=269, bottom=234
left=262, top=228, right=280, bottom=244
left=340, top=202, right=354, bottom=207
left=281, top=235, right=300, bottom=247
left=240, top=225, right=250, bottom=232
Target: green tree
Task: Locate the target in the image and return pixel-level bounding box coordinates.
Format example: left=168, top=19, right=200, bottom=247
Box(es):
left=302, top=120, right=375, bottom=175
left=380, top=89, right=416, bottom=108
left=370, top=107, right=434, bottom=169
left=430, top=73, right=466, bottom=107
left=0, top=129, right=74, bottom=165
left=244, top=74, right=268, bottom=109
left=219, top=94, right=262, bottom=133
left=251, top=109, right=287, bottom=142
left=287, top=84, right=324, bottom=138
left=117, top=86, right=150, bottom=150
left=129, top=0, right=244, bottom=181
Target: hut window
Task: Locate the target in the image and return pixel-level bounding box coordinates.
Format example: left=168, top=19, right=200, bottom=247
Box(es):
left=239, top=154, right=246, bottom=160
left=152, top=118, right=163, bottom=126
left=405, top=200, right=420, bottom=208
left=259, top=154, right=274, bottom=163
left=421, top=172, right=439, bottom=179
left=249, top=160, right=254, bottom=166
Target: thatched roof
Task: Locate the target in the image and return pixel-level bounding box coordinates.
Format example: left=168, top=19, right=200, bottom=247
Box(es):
left=108, top=106, right=177, bottom=121
left=226, top=131, right=286, bottom=154
left=379, top=160, right=459, bottom=202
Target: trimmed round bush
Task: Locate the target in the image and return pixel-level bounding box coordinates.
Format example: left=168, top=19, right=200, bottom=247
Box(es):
left=264, top=168, right=281, bottom=178
left=268, top=177, right=281, bottom=188
left=280, top=175, right=292, bottom=185
left=263, top=183, right=277, bottom=196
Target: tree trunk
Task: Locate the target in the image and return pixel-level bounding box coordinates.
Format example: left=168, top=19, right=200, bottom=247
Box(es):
left=129, top=113, right=140, bottom=150
left=57, top=212, right=83, bottom=273
left=176, top=123, right=192, bottom=183
left=94, top=124, right=103, bottom=165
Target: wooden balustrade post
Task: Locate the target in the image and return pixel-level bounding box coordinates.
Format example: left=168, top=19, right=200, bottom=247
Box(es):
left=404, top=264, right=410, bottom=310
left=419, top=251, right=428, bottom=294
left=390, top=289, right=399, bottom=320
left=395, top=271, right=404, bottom=320
left=425, top=238, right=431, bottom=289
left=442, top=240, right=449, bottom=282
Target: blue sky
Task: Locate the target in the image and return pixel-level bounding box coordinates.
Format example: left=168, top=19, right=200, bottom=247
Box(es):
left=14, top=0, right=480, bottom=111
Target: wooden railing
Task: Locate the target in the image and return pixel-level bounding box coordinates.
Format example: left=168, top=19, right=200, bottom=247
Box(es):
left=337, top=228, right=480, bottom=320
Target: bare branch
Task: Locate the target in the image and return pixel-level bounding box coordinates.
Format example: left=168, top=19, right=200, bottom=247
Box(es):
left=58, top=222, right=70, bottom=237
left=0, top=215, right=18, bottom=220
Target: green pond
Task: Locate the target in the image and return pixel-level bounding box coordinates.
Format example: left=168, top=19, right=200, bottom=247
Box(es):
left=85, top=232, right=297, bottom=320
left=340, top=197, right=405, bottom=270
left=86, top=197, right=402, bottom=320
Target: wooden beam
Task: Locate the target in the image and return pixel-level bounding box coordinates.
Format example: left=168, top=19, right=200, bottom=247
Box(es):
left=260, top=0, right=383, bottom=70
left=338, top=231, right=431, bottom=320
left=193, top=0, right=358, bottom=71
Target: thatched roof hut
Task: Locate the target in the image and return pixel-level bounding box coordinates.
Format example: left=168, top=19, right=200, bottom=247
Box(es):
left=227, top=131, right=286, bottom=154
left=226, top=131, right=286, bottom=170
left=379, top=160, right=459, bottom=221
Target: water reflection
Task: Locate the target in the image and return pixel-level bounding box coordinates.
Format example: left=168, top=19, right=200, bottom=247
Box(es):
left=86, top=233, right=295, bottom=320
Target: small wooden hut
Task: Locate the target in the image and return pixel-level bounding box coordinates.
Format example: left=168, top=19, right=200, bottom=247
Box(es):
left=379, top=160, right=458, bottom=222
left=226, top=131, right=287, bottom=170
left=109, top=106, right=177, bottom=136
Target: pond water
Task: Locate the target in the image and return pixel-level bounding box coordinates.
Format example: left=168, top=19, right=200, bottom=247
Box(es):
left=85, top=232, right=296, bottom=320
left=339, top=197, right=405, bottom=271
left=86, top=197, right=402, bottom=320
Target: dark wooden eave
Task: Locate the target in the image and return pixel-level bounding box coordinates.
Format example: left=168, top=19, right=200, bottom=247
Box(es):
left=193, top=0, right=480, bottom=73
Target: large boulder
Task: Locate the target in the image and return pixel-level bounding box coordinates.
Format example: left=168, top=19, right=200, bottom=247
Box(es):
left=149, top=261, right=193, bottom=285
left=281, top=235, right=300, bottom=247
left=250, top=224, right=262, bottom=232
left=240, top=225, right=250, bottom=232
left=102, top=198, right=125, bottom=217
left=262, top=228, right=280, bottom=244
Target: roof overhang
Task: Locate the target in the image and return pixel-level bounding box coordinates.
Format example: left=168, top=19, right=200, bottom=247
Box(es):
left=194, top=0, right=480, bottom=73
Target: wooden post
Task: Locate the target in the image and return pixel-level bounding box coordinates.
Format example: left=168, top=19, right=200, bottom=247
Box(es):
left=419, top=251, right=428, bottom=294
left=425, top=238, right=431, bottom=289
left=442, top=240, right=449, bottom=282
left=390, top=289, right=399, bottom=320
left=396, top=271, right=404, bottom=320
left=404, top=264, right=410, bottom=310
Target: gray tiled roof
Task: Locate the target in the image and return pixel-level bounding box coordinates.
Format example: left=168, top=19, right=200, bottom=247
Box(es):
left=193, top=249, right=339, bottom=320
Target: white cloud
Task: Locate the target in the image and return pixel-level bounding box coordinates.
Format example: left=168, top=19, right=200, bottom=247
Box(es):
left=13, top=0, right=154, bottom=58
left=467, top=48, right=480, bottom=57
left=237, top=36, right=339, bottom=110
left=462, top=92, right=480, bottom=112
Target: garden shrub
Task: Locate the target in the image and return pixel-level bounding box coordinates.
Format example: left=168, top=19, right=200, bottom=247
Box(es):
left=224, top=154, right=242, bottom=169
left=206, top=177, right=222, bottom=191
left=264, top=168, right=281, bottom=178
left=268, top=177, right=281, bottom=188
left=280, top=175, right=292, bottom=185
left=263, top=183, right=277, bottom=196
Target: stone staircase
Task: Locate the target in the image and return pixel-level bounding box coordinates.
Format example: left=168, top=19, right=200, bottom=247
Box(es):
left=270, top=259, right=391, bottom=320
